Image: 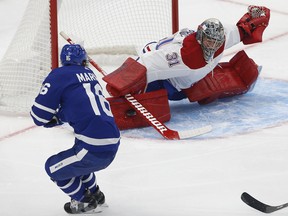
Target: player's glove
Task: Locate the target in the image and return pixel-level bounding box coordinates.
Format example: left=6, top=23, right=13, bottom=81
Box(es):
left=237, top=5, right=270, bottom=44
left=44, top=115, right=63, bottom=128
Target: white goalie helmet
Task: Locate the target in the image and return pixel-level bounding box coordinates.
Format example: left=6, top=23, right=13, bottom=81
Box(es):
left=196, top=18, right=225, bottom=62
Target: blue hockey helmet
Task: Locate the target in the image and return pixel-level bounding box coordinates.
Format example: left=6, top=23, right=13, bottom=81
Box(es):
left=60, top=44, right=88, bottom=66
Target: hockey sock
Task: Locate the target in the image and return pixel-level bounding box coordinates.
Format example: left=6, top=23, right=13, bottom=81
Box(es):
left=56, top=177, right=86, bottom=201
left=82, top=173, right=97, bottom=194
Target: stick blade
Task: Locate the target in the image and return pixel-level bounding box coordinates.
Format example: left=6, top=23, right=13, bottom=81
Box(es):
left=241, top=192, right=288, bottom=213
left=241, top=192, right=269, bottom=213
left=162, top=125, right=212, bottom=140
left=178, top=125, right=212, bottom=139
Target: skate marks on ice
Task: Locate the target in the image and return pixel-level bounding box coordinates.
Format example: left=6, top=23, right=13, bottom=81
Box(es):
left=120, top=78, right=288, bottom=140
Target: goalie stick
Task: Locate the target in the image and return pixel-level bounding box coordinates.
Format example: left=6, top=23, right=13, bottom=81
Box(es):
left=59, top=31, right=212, bottom=140
left=241, top=192, right=288, bottom=213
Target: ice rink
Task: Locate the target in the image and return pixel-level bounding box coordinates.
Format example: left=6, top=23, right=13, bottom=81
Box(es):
left=1, top=0, right=288, bottom=216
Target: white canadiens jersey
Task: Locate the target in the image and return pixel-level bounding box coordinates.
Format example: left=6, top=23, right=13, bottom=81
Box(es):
left=137, top=24, right=241, bottom=90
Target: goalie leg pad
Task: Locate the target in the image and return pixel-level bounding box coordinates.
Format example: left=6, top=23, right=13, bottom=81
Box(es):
left=107, top=89, right=170, bottom=130
left=182, top=50, right=259, bottom=104
left=103, top=57, right=147, bottom=97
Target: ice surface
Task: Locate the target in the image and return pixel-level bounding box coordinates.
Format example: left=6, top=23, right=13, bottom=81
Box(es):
left=1, top=0, right=288, bottom=216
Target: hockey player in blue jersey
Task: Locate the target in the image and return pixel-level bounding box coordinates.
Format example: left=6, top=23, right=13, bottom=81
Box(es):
left=30, top=44, right=121, bottom=214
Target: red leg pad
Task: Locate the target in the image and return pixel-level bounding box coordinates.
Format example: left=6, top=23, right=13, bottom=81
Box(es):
left=183, top=50, right=259, bottom=104
left=107, top=89, right=171, bottom=130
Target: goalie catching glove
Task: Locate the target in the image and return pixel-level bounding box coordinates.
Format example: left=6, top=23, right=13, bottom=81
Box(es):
left=237, top=5, right=270, bottom=45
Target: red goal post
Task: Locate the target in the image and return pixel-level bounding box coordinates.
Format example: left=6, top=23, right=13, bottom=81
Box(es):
left=0, top=0, right=179, bottom=114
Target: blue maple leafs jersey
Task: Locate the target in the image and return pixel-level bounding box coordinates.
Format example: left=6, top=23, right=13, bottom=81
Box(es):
left=31, top=65, right=120, bottom=152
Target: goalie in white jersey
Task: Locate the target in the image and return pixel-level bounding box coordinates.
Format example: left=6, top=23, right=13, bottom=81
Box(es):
left=104, top=5, right=270, bottom=109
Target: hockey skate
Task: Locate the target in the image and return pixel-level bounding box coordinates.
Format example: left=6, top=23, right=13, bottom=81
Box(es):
left=64, top=186, right=106, bottom=214
left=93, top=186, right=105, bottom=206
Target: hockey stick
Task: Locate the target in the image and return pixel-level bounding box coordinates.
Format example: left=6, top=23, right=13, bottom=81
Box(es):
left=124, top=94, right=212, bottom=139
left=60, top=31, right=212, bottom=140
left=241, top=192, right=288, bottom=213
left=60, top=33, right=107, bottom=77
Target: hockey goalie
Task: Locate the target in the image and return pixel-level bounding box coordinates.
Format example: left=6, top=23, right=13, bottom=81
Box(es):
left=105, top=5, right=270, bottom=130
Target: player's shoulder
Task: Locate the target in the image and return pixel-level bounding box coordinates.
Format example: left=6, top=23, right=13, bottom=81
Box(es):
left=49, top=65, right=92, bottom=77
left=48, top=66, right=69, bottom=76
left=45, top=66, right=76, bottom=85
left=178, top=28, right=195, bottom=37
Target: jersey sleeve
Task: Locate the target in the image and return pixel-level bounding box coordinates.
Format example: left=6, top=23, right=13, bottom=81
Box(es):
left=223, top=23, right=241, bottom=49
left=138, top=46, right=194, bottom=83
left=30, top=70, right=64, bottom=126
left=138, top=25, right=241, bottom=90
left=138, top=30, right=195, bottom=83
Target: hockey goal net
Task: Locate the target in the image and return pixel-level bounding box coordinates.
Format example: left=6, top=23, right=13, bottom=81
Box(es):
left=0, top=0, right=178, bottom=114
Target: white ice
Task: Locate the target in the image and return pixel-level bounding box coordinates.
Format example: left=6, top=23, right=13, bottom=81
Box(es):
left=1, top=0, right=288, bottom=216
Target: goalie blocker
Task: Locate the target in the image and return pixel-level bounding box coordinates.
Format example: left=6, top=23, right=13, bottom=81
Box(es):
left=103, top=58, right=147, bottom=97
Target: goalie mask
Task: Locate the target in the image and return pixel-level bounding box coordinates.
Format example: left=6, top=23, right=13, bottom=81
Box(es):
left=60, top=44, right=88, bottom=66
left=196, top=18, right=225, bottom=62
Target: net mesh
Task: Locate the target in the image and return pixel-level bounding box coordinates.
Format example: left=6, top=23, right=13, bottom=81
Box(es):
left=0, top=0, right=175, bottom=114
